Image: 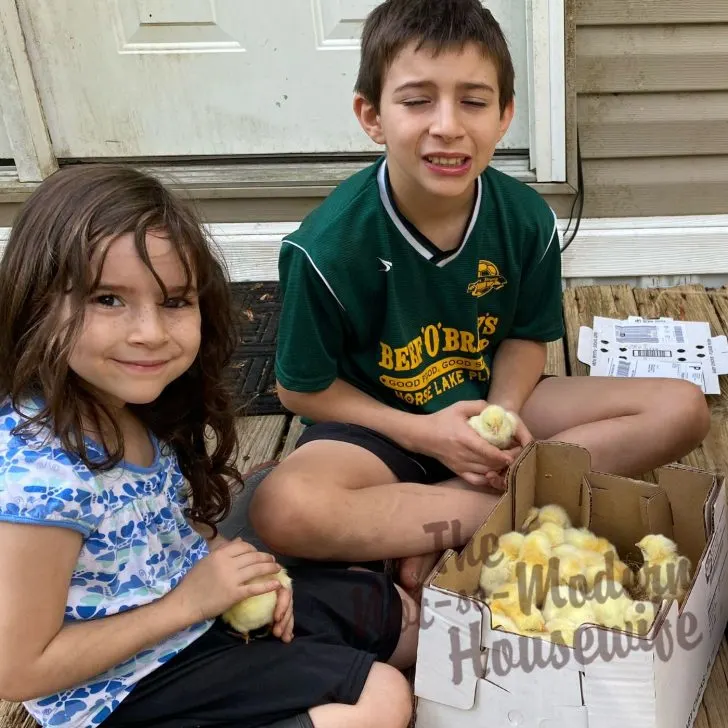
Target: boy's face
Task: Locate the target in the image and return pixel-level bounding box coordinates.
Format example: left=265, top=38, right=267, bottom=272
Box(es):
left=355, top=41, right=514, bottom=207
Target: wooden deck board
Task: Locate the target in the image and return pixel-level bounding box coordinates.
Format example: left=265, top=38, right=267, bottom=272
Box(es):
left=3, top=284, right=728, bottom=727
left=279, top=415, right=305, bottom=460
left=697, top=640, right=728, bottom=728
left=632, top=285, right=728, bottom=477
left=562, top=284, right=640, bottom=376
left=544, top=338, right=568, bottom=376
left=234, top=414, right=288, bottom=476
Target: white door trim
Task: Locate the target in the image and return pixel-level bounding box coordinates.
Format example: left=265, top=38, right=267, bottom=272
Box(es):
left=527, top=0, right=566, bottom=183
left=0, top=0, right=57, bottom=182
left=3, top=215, right=726, bottom=282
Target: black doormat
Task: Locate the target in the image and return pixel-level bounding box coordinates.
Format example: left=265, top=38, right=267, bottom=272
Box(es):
left=226, top=281, right=288, bottom=416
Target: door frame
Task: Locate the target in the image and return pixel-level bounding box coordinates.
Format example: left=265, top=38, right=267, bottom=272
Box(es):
left=0, top=0, right=577, bottom=202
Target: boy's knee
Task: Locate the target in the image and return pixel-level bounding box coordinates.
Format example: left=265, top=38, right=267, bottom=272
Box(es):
left=249, top=471, right=313, bottom=550
left=659, top=379, right=711, bottom=443
left=365, top=663, right=413, bottom=728
left=249, top=469, right=339, bottom=554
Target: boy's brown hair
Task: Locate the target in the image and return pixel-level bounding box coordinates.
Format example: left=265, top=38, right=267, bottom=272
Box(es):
left=0, top=164, right=241, bottom=531
left=355, top=0, right=515, bottom=116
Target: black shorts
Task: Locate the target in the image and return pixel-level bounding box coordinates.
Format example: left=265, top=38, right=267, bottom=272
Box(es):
left=296, top=422, right=456, bottom=484
left=296, top=377, right=557, bottom=484
left=102, top=566, right=403, bottom=728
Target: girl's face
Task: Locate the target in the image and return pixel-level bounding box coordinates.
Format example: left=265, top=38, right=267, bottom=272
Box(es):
left=67, top=231, right=202, bottom=408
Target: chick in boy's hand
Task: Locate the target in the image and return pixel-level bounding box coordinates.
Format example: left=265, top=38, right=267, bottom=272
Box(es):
left=468, top=404, right=518, bottom=449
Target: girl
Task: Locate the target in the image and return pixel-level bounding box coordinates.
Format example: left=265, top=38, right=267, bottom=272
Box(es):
left=0, top=165, right=417, bottom=728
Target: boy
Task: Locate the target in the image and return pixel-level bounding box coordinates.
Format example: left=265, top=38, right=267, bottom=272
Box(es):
left=250, top=0, right=710, bottom=594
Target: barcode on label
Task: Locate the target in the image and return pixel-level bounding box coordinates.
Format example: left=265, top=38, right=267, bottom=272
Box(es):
left=633, top=349, right=672, bottom=358
left=674, top=326, right=685, bottom=344
left=616, top=361, right=631, bottom=377
left=615, top=325, right=658, bottom=344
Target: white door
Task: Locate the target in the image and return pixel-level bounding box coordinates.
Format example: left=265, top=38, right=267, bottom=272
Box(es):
left=0, top=124, right=12, bottom=160
left=17, top=0, right=529, bottom=158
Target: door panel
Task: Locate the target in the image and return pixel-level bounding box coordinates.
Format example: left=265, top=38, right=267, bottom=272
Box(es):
left=18, top=0, right=529, bottom=158
left=0, top=123, right=12, bottom=159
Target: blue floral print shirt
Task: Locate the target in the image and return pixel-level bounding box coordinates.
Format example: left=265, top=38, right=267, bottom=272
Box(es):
left=0, top=400, right=213, bottom=727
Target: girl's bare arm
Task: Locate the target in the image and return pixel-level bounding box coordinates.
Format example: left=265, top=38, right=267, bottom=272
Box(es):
left=0, top=522, right=281, bottom=702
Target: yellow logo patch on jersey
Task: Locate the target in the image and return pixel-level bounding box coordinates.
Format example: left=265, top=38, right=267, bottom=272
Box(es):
left=467, top=260, right=507, bottom=298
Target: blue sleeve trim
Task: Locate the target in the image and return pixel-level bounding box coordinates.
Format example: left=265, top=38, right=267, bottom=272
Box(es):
left=0, top=513, right=91, bottom=537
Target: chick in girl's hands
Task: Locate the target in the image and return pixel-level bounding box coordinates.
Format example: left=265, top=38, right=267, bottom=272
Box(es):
left=174, top=538, right=293, bottom=643
left=222, top=567, right=293, bottom=643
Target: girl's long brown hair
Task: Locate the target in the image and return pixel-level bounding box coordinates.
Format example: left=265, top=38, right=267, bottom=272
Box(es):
left=0, top=164, right=241, bottom=531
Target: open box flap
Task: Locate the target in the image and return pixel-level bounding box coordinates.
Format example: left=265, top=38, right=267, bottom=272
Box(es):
left=585, top=471, right=672, bottom=564
left=509, top=441, right=593, bottom=532
left=656, top=464, right=717, bottom=569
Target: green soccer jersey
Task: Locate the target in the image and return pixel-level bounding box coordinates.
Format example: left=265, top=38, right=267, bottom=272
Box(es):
left=275, top=158, right=564, bottom=416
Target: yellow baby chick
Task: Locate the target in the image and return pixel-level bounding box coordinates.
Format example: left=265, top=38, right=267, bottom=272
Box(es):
left=542, top=585, right=596, bottom=645
left=538, top=522, right=566, bottom=547
left=564, top=527, right=618, bottom=559
left=538, top=505, right=572, bottom=529
left=491, top=612, right=520, bottom=634
left=479, top=531, right=525, bottom=597
left=514, top=530, right=553, bottom=600
left=468, top=404, right=518, bottom=449
left=636, top=534, right=692, bottom=604
left=623, top=600, right=659, bottom=636
left=498, top=531, right=525, bottom=560
left=521, top=507, right=540, bottom=532
left=544, top=617, right=579, bottom=646
left=589, top=579, right=633, bottom=630
left=519, top=530, right=553, bottom=570
left=523, top=504, right=572, bottom=533
left=583, top=553, right=633, bottom=592
left=221, top=568, right=292, bottom=643
left=551, top=543, right=602, bottom=592
left=487, top=582, right=546, bottom=634
left=479, top=545, right=516, bottom=598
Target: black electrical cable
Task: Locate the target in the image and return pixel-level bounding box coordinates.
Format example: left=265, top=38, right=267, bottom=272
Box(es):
left=560, top=129, right=584, bottom=253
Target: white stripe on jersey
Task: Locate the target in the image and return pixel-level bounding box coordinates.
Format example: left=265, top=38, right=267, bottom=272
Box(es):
left=281, top=240, right=346, bottom=312
left=537, top=208, right=559, bottom=265
left=376, top=159, right=482, bottom=266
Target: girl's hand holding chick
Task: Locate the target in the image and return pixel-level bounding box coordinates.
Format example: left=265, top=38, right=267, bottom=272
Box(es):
left=410, top=400, right=515, bottom=489
left=271, top=579, right=294, bottom=643
left=168, top=537, right=285, bottom=626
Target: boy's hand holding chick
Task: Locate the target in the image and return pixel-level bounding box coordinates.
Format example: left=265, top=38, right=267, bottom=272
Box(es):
left=168, top=538, right=293, bottom=642
left=467, top=403, right=534, bottom=489
left=409, top=400, right=516, bottom=489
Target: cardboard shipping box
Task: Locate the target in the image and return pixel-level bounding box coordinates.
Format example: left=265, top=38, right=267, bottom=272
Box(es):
left=414, top=442, right=728, bottom=728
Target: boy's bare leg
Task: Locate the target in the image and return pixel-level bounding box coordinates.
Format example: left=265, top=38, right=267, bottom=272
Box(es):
left=306, top=581, right=418, bottom=728
left=249, top=442, right=501, bottom=590
left=520, top=376, right=711, bottom=475
left=308, top=661, right=413, bottom=728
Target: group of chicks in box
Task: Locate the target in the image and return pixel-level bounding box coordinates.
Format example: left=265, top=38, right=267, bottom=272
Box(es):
left=219, top=405, right=693, bottom=646
left=470, top=404, right=693, bottom=647
left=479, top=504, right=692, bottom=647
